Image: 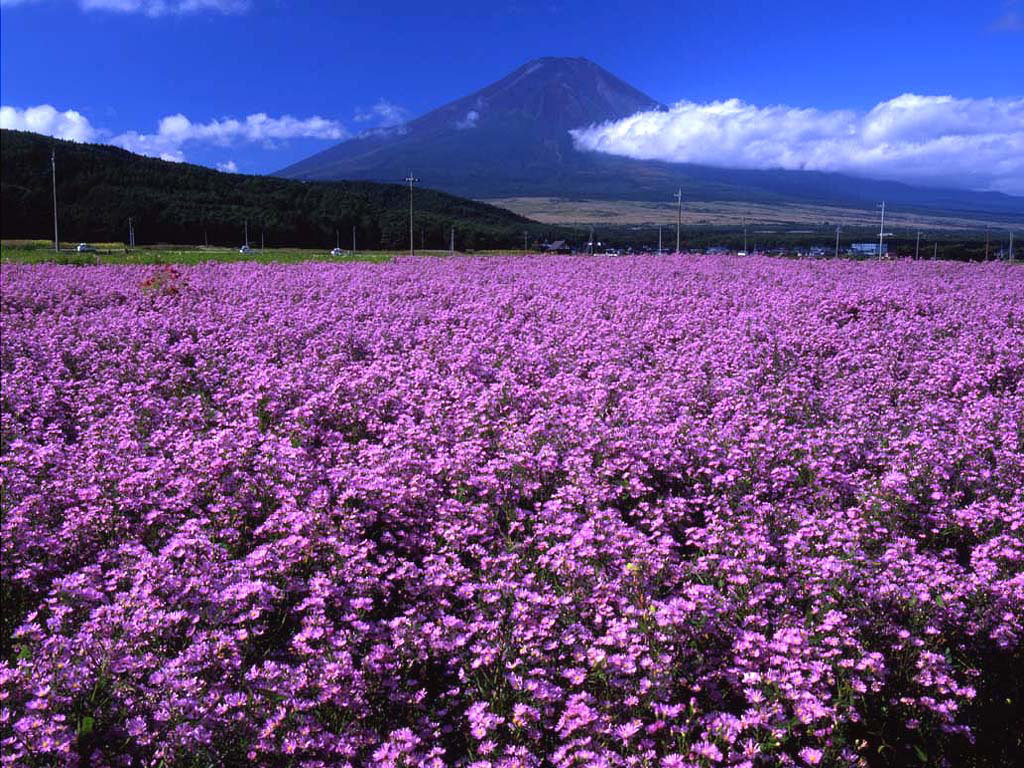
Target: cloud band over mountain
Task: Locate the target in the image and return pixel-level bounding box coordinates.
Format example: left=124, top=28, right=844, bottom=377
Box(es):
left=570, top=94, right=1024, bottom=195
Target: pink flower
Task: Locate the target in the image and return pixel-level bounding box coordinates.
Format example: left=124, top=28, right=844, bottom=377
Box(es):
left=799, top=747, right=824, bottom=765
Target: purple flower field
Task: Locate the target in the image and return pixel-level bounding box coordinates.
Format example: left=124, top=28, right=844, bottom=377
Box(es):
left=1, top=255, right=1022, bottom=767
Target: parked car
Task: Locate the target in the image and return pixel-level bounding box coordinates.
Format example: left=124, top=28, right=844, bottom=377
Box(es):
left=330, top=247, right=344, bottom=256
left=239, top=245, right=253, bottom=254
left=76, top=243, right=95, bottom=252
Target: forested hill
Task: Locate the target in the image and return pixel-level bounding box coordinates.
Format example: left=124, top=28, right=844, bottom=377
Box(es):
left=0, top=129, right=554, bottom=249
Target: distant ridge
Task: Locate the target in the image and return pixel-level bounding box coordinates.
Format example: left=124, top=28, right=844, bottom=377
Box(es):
left=278, top=57, right=1024, bottom=220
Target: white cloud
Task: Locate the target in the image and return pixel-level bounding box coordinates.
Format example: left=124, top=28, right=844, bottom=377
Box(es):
left=0, top=0, right=251, bottom=14
left=217, top=159, right=238, bottom=172
left=455, top=109, right=479, bottom=130
left=110, top=111, right=348, bottom=159
left=1, top=103, right=348, bottom=164
left=570, top=94, right=1024, bottom=195
left=0, top=104, right=98, bottom=142
left=354, top=98, right=409, bottom=128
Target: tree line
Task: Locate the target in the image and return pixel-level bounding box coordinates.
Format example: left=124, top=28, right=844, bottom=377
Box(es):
left=0, top=130, right=567, bottom=250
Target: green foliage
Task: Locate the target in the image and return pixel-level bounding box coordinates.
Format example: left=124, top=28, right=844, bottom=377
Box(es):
left=1, top=130, right=566, bottom=250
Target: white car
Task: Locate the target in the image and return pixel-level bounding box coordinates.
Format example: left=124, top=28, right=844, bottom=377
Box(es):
left=330, top=247, right=344, bottom=256
left=239, top=245, right=253, bottom=254
left=76, top=243, right=95, bottom=252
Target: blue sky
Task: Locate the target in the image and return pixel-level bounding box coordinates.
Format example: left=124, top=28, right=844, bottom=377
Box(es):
left=1, top=0, right=1022, bottom=190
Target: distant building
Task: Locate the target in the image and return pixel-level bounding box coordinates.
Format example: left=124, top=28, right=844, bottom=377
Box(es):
left=851, top=242, right=887, bottom=257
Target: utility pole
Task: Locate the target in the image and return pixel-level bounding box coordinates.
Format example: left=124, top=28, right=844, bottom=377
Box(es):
left=834, top=225, right=841, bottom=259
left=589, top=225, right=594, bottom=255
left=450, top=226, right=454, bottom=256
left=261, top=230, right=264, bottom=254
left=877, top=201, right=886, bottom=259
left=204, top=228, right=208, bottom=248
left=51, top=147, right=59, bottom=252
left=658, top=226, right=662, bottom=254
left=523, top=230, right=529, bottom=254
left=674, top=188, right=683, bottom=253
left=352, top=225, right=356, bottom=252
left=404, top=173, right=419, bottom=255
left=985, top=226, right=990, bottom=261
left=933, top=242, right=938, bottom=260
left=244, top=220, right=249, bottom=248
left=1010, top=231, right=1015, bottom=262
left=742, top=216, right=748, bottom=254
left=915, top=230, right=920, bottom=260
left=128, top=217, right=135, bottom=251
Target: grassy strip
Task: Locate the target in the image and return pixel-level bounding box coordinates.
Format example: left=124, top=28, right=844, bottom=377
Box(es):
left=0, top=246, right=393, bottom=266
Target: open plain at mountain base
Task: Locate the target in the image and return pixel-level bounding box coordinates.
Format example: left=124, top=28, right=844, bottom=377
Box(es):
left=2, top=255, right=1022, bottom=767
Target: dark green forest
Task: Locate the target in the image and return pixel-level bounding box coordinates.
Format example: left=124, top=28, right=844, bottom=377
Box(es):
left=0, top=130, right=566, bottom=250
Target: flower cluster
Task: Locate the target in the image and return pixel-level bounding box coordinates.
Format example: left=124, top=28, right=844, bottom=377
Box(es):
left=2, top=256, right=1022, bottom=767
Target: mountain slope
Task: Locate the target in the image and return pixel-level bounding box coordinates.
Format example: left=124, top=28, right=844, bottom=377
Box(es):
left=278, top=57, right=1024, bottom=220
left=278, top=57, right=665, bottom=197
left=0, top=129, right=554, bottom=249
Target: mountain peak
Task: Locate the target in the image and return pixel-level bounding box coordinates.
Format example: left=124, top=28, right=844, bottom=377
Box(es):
left=277, top=57, right=662, bottom=186
left=468, top=57, right=663, bottom=127
left=513, top=56, right=604, bottom=73
left=275, top=59, right=1023, bottom=214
